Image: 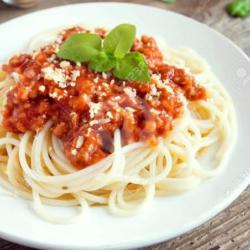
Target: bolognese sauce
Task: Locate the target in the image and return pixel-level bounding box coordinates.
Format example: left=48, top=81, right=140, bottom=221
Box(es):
left=2, top=27, right=206, bottom=168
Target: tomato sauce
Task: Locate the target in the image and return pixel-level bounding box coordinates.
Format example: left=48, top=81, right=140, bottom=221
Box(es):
left=2, top=27, right=206, bottom=168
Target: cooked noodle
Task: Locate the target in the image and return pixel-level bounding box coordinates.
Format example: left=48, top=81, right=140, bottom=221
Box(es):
left=0, top=28, right=236, bottom=223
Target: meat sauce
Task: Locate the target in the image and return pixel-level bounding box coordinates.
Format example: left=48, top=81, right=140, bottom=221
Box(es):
left=2, top=27, right=206, bottom=168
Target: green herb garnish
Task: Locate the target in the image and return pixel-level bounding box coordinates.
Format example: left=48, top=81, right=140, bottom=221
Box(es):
left=57, top=33, right=102, bottom=62
left=89, top=51, right=116, bottom=72
left=103, top=24, right=136, bottom=58
left=161, top=0, right=176, bottom=3
left=113, top=52, right=150, bottom=82
left=227, top=0, right=250, bottom=17
left=57, top=24, right=150, bottom=82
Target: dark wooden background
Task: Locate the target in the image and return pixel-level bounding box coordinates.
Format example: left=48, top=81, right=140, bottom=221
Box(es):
left=0, top=0, right=249, bottom=249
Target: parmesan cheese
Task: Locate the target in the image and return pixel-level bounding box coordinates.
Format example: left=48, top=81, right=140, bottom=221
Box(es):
left=107, top=111, right=113, bottom=119
left=60, top=61, right=70, bottom=69
left=76, top=136, right=84, bottom=149
left=55, top=36, right=62, bottom=44
left=49, top=92, right=58, bottom=98
left=145, top=82, right=160, bottom=101
left=89, top=102, right=101, bottom=118
left=38, top=85, right=46, bottom=92
left=89, top=120, right=98, bottom=126
left=99, top=118, right=110, bottom=124
left=150, top=108, right=160, bottom=115
left=69, top=82, right=76, bottom=87
left=47, top=54, right=56, bottom=63
left=165, top=84, right=174, bottom=94
left=42, top=67, right=67, bottom=88
left=102, top=72, right=107, bottom=79
left=86, top=128, right=92, bottom=136
left=124, top=87, right=137, bottom=98
left=93, top=77, right=99, bottom=83
left=71, top=70, right=80, bottom=81
left=71, top=149, right=77, bottom=156
left=11, top=72, right=19, bottom=82
left=113, top=96, right=121, bottom=101
left=125, top=107, right=136, bottom=113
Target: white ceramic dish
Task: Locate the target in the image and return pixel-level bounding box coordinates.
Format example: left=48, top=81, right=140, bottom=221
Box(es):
left=0, top=3, right=249, bottom=250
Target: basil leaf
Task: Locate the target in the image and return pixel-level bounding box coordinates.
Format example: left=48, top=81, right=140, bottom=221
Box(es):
left=161, top=0, right=176, bottom=3
left=113, top=52, right=150, bottom=82
left=57, top=33, right=102, bottom=62
left=103, top=24, right=136, bottom=58
left=227, top=0, right=250, bottom=17
left=89, top=52, right=116, bottom=72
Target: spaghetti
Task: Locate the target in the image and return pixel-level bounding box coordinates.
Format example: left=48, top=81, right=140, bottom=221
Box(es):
left=0, top=26, right=236, bottom=223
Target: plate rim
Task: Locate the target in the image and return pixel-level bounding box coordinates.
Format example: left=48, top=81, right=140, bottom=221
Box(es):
left=0, top=2, right=249, bottom=250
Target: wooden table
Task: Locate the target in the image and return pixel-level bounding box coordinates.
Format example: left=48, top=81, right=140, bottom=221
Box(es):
left=0, top=0, right=249, bottom=249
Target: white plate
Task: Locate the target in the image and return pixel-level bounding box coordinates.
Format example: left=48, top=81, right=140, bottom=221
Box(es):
left=0, top=3, right=250, bottom=250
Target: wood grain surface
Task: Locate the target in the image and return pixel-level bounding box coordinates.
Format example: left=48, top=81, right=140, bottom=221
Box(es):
left=0, top=0, right=249, bottom=249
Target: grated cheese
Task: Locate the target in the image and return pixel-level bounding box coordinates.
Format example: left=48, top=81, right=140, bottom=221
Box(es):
left=150, top=84, right=160, bottom=97
left=86, top=128, right=92, bottom=136
left=42, top=67, right=67, bottom=88
left=11, top=72, right=19, bottom=82
left=124, top=87, right=137, bottom=98
left=102, top=82, right=109, bottom=88
left=71, top=70, right=80, bottom=81
left=93, top=77, right=99, bottom=83
left=99, top=118, right=110, bottom=124
left=55, top=36, right=62, bottom=44
left=102, top=72, right=107, bottom=79
left=89, top=120, right=98, bottom=126
left=106, top=111, right=113, bottom=119
left=71, top=149, right=77, bottom=156
left=150, top=108, right=160, bottom=115
left=76, top=136, right=84, bottom=149
left=69, top=82, right=76, bottom=87
left=38, top=85, right=46, bottom=92
left=89, top=102, right=101, bottom=119
left=163, top=81, right=174, bottom=94
left=49, top=92, right=58, bottom=98
left=145, top=81, right=161, bottom=101
left=60, top=61, right=71, bottom=69
left=125, top=107, right=136, bottom=113
left=47, top=54, right=56, bottom=63
left=113, top=96, right=121, bottom=101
